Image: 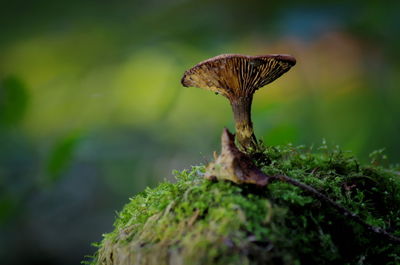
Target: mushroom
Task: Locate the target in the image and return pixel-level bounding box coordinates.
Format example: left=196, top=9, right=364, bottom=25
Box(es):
left=181, top=54, right=296, bottom=150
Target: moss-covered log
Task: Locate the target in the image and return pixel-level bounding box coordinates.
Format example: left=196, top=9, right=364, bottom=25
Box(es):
left=85, top=144, right=400, bottom=265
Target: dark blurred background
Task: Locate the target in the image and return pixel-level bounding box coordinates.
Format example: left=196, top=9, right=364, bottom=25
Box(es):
left=0, top=0, right=399, bottom=264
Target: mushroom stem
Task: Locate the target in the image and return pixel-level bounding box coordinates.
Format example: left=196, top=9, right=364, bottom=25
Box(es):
left=230, top=95, right=257, bottom=150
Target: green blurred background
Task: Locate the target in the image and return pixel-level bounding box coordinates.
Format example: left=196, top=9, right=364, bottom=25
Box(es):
left=0, top=0, right=399, bottom=264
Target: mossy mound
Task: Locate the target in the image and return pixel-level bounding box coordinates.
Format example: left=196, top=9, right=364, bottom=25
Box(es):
left=86, top=144, right=400, bottom=265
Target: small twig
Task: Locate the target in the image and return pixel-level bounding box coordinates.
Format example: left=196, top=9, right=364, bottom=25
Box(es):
left=273, top=174, right=400, bottom=244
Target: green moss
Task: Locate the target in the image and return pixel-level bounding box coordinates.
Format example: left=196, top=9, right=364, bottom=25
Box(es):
left=85, top=144, right=400, bottom=265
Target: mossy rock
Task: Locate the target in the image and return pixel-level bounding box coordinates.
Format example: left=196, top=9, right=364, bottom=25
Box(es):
left=86, top=144, right=400, bottom=265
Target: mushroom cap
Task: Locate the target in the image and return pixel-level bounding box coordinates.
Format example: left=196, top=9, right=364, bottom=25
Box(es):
left=181, top=54, right=296, bottom=99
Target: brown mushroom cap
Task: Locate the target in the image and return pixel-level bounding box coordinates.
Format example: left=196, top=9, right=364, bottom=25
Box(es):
left=181, top=54, right=296, bottom=99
